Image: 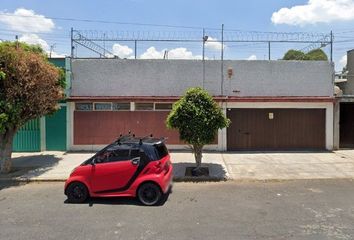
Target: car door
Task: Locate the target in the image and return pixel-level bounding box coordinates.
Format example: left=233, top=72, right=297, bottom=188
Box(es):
left=90, top=146, right=139, bottom=194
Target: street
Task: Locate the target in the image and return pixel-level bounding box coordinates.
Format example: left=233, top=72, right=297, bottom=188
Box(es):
left=0, top=180, right=354, bottom=240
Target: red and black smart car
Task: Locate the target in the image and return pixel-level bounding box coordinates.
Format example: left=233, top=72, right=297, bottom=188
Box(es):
left=64, top=135, right=173, bottom=206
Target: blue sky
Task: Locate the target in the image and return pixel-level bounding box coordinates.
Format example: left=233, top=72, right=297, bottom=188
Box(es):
left=0, top=0, right=354, bottom=70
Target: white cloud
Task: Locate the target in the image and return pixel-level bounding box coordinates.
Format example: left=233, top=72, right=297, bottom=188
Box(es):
left=204, top=37, right=226, bottom=51
left=247, top=54, right=257, bottom=60
left=19, top=33, right=65, bottom=57
left=140, top=47, right=202, bottom=59
left=19, top=33, right=49, bottom=51
left=168, top=48, right=202, bottom=59
left=49, top=51, right=65, bottom=58
left=0, top=8, right=55, bottom=32
left=140, top=47, right=165, bottom=59
left=112, top=43, right=133, bottom=58
left=338, top=54, right=347, bottom=70
left=271, top=0, right=354, bottom=26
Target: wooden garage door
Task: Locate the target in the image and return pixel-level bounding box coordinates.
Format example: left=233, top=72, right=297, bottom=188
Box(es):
left=227, top=109, right=325, bottom=150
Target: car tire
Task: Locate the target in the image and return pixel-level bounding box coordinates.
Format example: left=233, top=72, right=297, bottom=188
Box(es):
left=66, top=182, right=89, bottom=203
left=137, top=182, right=162, bottom=206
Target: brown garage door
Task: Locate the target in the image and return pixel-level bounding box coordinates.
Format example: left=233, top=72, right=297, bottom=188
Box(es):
left=227, top=108, right=325, bottom=150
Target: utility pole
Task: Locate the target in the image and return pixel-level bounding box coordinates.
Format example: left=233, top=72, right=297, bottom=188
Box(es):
left=49, top=44, right=56, bottom=58
left=70, top=28, right=74, bottom=58
left=15, top=35, right=19, bottom=49
left=202, top=28, right=206, bottom=61
left=268, top=41, right=271, bottom=60
left=221, top=24, right=224, bottom=96
left=103, top=33, right=106, bottom=58
left=330, top=30, right=333, bottom=63
left=134, top=40, right=137, bottom=59
left=202, top=28, right=208, bottom=89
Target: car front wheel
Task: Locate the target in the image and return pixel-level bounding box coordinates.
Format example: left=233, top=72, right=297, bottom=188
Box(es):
left=66, top=182, right=89, bottom=203
left=137, top=182, right=162, bottom=206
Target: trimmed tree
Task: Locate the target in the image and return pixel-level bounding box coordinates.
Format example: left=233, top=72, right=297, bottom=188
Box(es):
left=282, top=48, right=328, bottom=61
left=0, top=42, right=64, bottom=173
left=166, top=87, right=230, bottom=171
left=306, top=49, right=328, bottom=61
left=282, top=49, right=306, bottom=60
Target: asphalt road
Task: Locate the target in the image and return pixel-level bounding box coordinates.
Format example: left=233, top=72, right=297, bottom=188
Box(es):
left=0, top=180, right=354, bottom=240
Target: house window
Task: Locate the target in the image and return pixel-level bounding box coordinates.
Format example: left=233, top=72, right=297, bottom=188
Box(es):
left=155, top=103, right=173, bottom=111
left=75, top=103, right=93, bottom=111
left=113, top=102, right=130, bottom=111
left=135, top=103, right=154, bottom=111
left=94, top=102, right=112, bottom=111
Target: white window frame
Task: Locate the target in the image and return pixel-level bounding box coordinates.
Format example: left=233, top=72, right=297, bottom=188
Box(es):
left=154, top=102, right=173, bottom=111
left=75, top=102, right=93, bottom=111
left=112, top=102, right=131, bottom=111
left=135, top=102, right=154, bottom=111
left=94, top=102, right=112, bottom=111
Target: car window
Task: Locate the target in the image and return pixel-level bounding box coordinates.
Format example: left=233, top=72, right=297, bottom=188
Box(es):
left=108, top=149, right=130, bottom=162
left=130, top=149, right=140, bottom=159
left=154, top=143, right=168, bottom=159
left=95, top=150, right=112, bottom=164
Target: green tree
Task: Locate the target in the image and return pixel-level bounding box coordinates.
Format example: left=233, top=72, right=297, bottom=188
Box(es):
left=282, top=50, right=306, bottom=60
left=306, top=49, right=328, bottom=61
left=166, top=87, right=230, bottom=172
left=0, top=41, right=64, bottom=173
left=282, top=48, right=328, bottom=61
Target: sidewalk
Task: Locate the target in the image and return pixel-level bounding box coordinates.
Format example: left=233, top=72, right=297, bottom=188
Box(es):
left=2, top=150, right=354, bottom=181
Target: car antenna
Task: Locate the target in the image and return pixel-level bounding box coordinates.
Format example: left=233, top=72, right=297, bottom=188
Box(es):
left=115, top=134, right=123, bottom=143
left=141, top=133, right=153, bottom=141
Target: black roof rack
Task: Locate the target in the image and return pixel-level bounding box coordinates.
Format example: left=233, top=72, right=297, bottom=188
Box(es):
left=114, top=132, right=165, bottom=146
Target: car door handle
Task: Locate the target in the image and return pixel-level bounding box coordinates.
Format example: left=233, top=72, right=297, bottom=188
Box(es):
left=131, top=157, right=140, bottom=165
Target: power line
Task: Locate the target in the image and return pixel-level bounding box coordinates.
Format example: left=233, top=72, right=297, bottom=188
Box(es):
left=0, top=12, right=205, bottom=30
left=0, top=11, right=343, bottom=36
left=0, top=28, right=69, bottom=37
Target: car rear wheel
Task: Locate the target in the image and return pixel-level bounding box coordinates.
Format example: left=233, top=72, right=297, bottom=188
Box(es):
left=66, top=182, right=89, bottom=203
left=137, top=182, right=162, bottom=206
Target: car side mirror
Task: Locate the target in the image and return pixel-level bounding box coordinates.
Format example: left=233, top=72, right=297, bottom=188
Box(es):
left=91, top=158, right=96, bottom=166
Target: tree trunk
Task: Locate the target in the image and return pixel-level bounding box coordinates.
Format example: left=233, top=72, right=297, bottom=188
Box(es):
left=0, top=128, right=15, bottom=174
left=193, top=145, right=203, bottom=169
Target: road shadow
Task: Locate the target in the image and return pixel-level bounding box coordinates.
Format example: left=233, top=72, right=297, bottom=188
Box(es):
left=0, top=154, right=62, bottom=183
left=225, top=150, right=332, bottom=154
left=172, top=162, right=227, bottom=181
left=0, top=180, right=28, bottom=191
left=11, top=154, right=62, bottom=168
left=64, top=192, right=171, bottom=207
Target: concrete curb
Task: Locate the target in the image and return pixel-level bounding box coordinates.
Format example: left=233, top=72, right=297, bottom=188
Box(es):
left=1, top=177, right=354, bottom=183
left=0, top=176, right=229, bottom=183
left=0, top=178, right=66, bottom=182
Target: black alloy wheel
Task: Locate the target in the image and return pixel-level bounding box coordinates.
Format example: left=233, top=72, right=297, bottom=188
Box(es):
left=137, top=182, right=162, bottom=206
left=66, top=182, right=89, bottom=203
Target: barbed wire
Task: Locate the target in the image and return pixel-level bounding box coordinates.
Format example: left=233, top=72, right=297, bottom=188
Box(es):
left=72, top=29, right=332, bottom=43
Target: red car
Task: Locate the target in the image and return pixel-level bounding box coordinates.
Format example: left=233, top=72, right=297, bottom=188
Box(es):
left=65, top=135, right=173, bottom=206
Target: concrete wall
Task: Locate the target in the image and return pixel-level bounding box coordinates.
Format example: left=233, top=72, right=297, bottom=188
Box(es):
left=71, top=59, right=334, bottom=97
left=342, top=50, right=354, bottom=95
